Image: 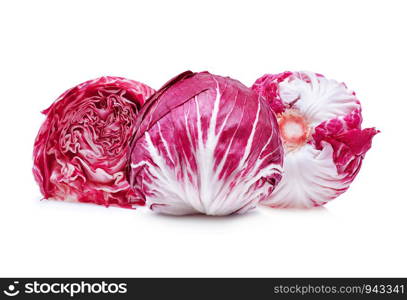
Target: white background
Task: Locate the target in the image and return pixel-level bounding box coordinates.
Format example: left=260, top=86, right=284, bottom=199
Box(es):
left=0, top=0, right=406, bottom=277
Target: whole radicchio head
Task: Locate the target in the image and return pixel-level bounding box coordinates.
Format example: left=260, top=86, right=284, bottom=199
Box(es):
left=129, top=71, right=284, bottom=216
left=252, top=71, right=378, bottom=208
left=33, top=76, right=155, bottom=208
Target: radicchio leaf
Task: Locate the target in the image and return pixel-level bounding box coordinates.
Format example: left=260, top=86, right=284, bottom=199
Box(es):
left=129, top=71, right=284, bottom=215
left=33, top=76, right=155, bottom=208
left=252, top=71, right=378, bottom=208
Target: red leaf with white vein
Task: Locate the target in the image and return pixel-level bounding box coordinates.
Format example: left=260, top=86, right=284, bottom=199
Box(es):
left=252, top=71, right=378, bottom=208
left=129, top=71, right=284, bottom=215
left=33, top=76, right=155, bottom=208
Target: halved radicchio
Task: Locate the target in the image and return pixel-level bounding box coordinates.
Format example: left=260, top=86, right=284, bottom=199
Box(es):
left=33, top=76, right=155, bottom=208
left=252, top=71, right=378, bottom=208
left=129, top=71, right=284, bottom=215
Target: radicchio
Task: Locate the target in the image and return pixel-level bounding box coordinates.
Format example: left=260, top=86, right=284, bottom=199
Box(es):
left=252, top=71, right=378, bottom=208
left=129, top=71, right=284, bottom=215
left=33, top=76, right=155, bottom=208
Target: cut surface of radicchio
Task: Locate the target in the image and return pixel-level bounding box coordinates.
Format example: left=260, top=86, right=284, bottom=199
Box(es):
left=252, top=71, right=378, bottom=208
left=33, top=76, right=155, bottom=208
left=129, top=71, right=284, bottom=216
